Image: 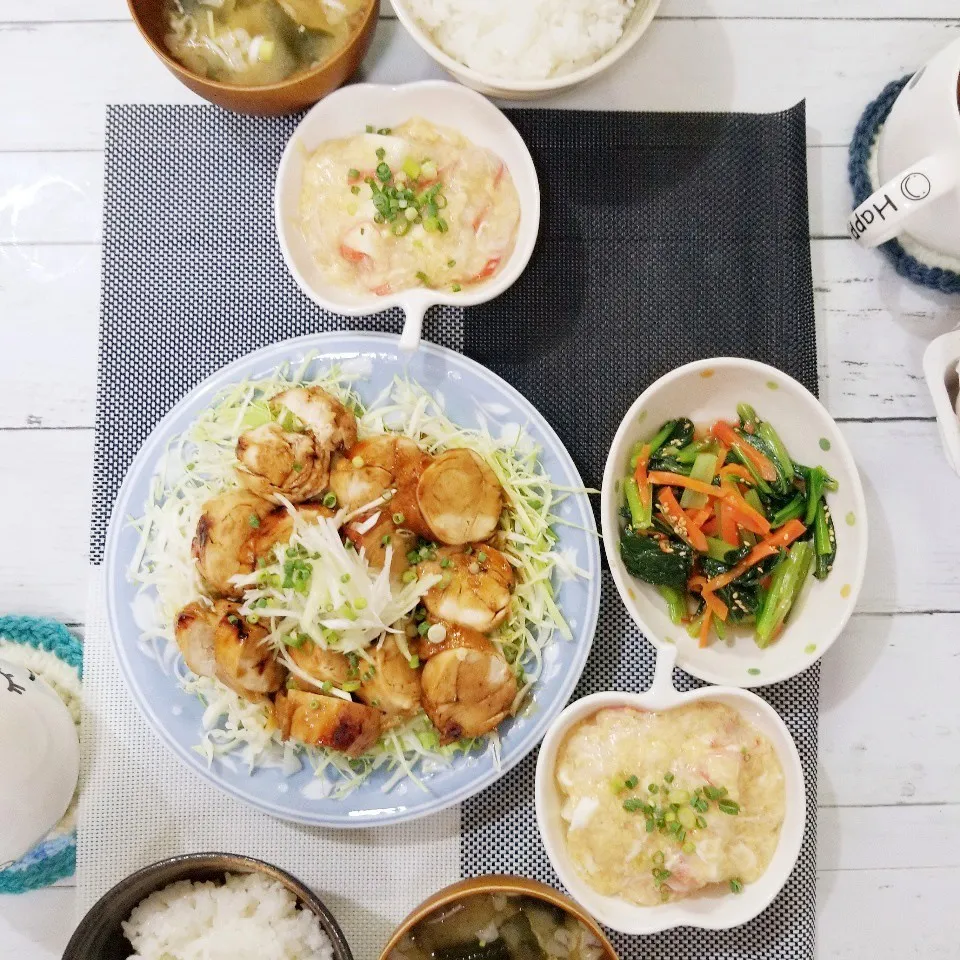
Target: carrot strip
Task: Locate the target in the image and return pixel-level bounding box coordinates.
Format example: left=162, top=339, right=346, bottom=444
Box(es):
left=699, top=609, right=714, bottom=647
left=633, top=443, right=653, bottom=514
left=705, top=519, right=807, bottom=592
left=688, top=506, right=713, bottom=528
left=721, top=481, right=771, bottom=536
left=657, top=488, right=709, bottom=552
left=701, top=516, right=720, bottom=537
left=718, top=500, right=740, bottom=546
left=648, top=471, right=722, bottom=498
left=702, top=589, right=729, bottom=621
left=687, top=575, right=730, bottom=621
left=719, top=463, right=755, bottom=485
left=711, top=421, right=777, bottom=482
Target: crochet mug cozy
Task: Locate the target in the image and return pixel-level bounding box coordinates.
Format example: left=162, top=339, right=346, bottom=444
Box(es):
left=849, top=74, right=960, bottom=295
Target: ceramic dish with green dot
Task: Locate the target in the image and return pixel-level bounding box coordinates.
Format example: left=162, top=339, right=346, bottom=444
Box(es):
left=601, top=358, right=868, bottom=688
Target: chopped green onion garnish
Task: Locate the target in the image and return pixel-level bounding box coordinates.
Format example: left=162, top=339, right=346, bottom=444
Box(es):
left=375, top=147, right=385, bottom=160
left=323, top=492, right=337, bottom=508
left=347, top=167, right=360, bottom=180
left=401, top=569, right=416, bottom=584
left=248, top=514, right=260, bottom=528
left=730, top=878, right=743, bottom=894
left=408, top=655, right=420, bottom=669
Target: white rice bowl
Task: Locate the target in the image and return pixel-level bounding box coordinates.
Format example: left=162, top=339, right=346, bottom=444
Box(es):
left=401, top=0, right=638, bottom=80
left=122, top=872, right=334, bottom=960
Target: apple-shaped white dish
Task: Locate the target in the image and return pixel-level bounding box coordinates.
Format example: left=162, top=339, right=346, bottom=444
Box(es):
left=0, top=659, right=79, bottom=867
left=275, top=81, right=540, bottom=350
left=535, top=647, right=805, bottom=934
left=601, top=357, right=869, bottom=688
left=923, top=331, right=960, bottom=476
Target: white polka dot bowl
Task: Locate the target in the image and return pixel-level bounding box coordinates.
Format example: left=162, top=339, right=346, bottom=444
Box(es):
left=601, top=357, right=868, bottom=689
left=274, top=80, right=540, bottom=351
left=534, top=645, right=806, bottom=934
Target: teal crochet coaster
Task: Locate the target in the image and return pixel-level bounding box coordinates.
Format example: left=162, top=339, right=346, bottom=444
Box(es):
left=849, top=74, right=960, bottom=294
left=0, top=616, right=82, bottom=893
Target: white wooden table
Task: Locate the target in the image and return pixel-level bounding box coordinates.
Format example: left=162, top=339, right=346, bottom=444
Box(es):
left=2, top=2, right=959, bottom=957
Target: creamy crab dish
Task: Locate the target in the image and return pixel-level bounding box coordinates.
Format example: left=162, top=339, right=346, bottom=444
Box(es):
left=298, top=117, right=521, bottom=297
left=555, top=702, right=785, bottom=905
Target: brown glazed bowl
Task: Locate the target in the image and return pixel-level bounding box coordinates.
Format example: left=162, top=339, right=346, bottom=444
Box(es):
left=127, top=0, right=381, bottom=115
left=62, top=852, right=354, bottom=960
left=378, top=875, right=619, bottom=960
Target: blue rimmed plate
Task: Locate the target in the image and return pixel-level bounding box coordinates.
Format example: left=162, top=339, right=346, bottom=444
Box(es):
left=105, top=332, right=600, bottom=827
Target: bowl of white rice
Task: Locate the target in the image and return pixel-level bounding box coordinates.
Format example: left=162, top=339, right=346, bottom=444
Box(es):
left=62, top=853, right=352, bottom=960
left=391, top=0, right=662, bottom=100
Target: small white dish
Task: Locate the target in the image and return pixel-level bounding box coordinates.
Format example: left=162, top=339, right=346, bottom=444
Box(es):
left=923, top=331, right=960, bottom=476
left=274, top=81, right=540, bottom=350
left=534, top=646, right=805, bottom=934
left=391, top=0, right=662, bottom=101
left=0, top=659, right=79, bottom=867
left=601, top=357, right=869, bottom=688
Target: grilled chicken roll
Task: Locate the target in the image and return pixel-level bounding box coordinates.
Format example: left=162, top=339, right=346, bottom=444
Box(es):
left=419, top=624, right=517, bottom=744
left=417, top=544, right=514, bottom=632
left=192, top=489, right=273, bottom=597
left=416, top=448, right=503, bottom=545
left=273, top=689, right=382, bottom=756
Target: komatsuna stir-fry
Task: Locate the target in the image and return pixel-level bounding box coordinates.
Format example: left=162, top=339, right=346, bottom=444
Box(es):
left=619, top=404, right=838, bottom=648
left=130, top=364, right=583, bottom=791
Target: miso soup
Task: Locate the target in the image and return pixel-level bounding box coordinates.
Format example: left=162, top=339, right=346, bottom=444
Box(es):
left=388, top=893, right=606, bottom=960
left=163, top=0, right=370, bottom=87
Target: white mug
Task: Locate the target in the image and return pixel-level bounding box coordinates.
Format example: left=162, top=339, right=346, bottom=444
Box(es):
left=0, top=659, right=80, bottom=868
left=849, top=37, right=960, bottom=259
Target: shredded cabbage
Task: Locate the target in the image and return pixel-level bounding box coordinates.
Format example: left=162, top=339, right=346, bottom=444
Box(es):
left=129, top=356, right=589, bottom=795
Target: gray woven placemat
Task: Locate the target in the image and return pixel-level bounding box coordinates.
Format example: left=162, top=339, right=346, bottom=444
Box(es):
left=92, top=104, right=817, bottom=959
